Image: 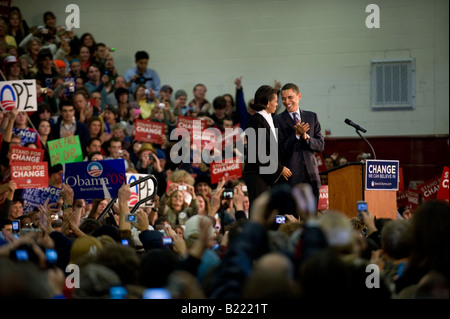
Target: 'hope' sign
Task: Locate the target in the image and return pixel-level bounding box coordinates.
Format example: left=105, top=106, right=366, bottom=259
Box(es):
left=0, top=80, right=37, bottom=112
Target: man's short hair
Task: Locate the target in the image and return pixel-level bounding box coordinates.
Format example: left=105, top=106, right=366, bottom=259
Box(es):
left=87, top=151, right=104, bottom=161
left=281, top=83, right=299, bottom=94
left=213, top=96, right=226, bottom=110
left=135, top=51, right=149, bottom=61
left=60, top=100, right=75, bottom=111
left=109, top=137, right=122, bottom=147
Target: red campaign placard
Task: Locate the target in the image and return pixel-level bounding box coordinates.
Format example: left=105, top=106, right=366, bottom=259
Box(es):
left=396, top=190, right=409, bottom=208
left=436, top=166, right=449, bottom=202
left=407, top=188, right=420, bottom=211
left=10, top=145, right=45, bottom=164
left=222, top=125, right=242, bottom=148
left=315, top=153, right=328, bottom=172
left=174, top=116, right=207, bottom=136
left=398, top=167, right=404, bottom=192
left=318, top=185, right=328, bottom=210
left=11, top=162, right=49, bottom=189
left=210, top=158, right=242, bottom=184
left=134, top=119, right=165, bottom=144
left=417, top=174, right=441, bottom=201
left=198, top=128, right=220, bottom=151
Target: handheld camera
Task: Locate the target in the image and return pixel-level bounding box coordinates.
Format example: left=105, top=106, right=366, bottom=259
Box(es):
left=125, top=214, right=137, bottom=222
left=275, top=215, right=286, bottom=224
left=222, top=189, right=234, bottom=199
left=357, top=201, right=368, bottom=221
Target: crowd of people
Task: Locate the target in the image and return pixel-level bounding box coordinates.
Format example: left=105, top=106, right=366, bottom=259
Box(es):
left=0, top=8, right=448, bottom=300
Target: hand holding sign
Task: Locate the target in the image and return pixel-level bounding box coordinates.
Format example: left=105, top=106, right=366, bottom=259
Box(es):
left=61, top=184, right=74, bottom=206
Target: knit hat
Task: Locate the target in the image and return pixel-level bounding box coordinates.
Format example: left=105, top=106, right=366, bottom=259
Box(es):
left=54, top=60, right=66, bottom=68
left=156, top=148, right=166, bottom=160
left=140, top=230, right=165, bottom=251
left=70, top=236, right=103, bottom=264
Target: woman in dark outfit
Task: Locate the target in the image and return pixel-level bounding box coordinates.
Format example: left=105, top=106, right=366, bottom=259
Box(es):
left=243, top=85, right=292, bottom=207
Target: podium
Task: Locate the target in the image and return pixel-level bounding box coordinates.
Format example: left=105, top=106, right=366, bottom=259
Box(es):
left=322, top=162, right=397, bottom=219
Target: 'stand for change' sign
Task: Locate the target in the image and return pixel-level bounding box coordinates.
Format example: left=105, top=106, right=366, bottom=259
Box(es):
left=365, top=160, right=399, bottom=190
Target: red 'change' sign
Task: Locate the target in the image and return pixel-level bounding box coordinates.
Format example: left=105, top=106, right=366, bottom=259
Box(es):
left=418, top=175, right=441, bottom=201
left=11, top=162, right=48, bottom=189
left=134, top=120, right=165, bottom=144
left=436, top=166, right=449, bottom=203
left=210, top=158, right=242, bottom=184
left=10, top=145, right=45, bottom=164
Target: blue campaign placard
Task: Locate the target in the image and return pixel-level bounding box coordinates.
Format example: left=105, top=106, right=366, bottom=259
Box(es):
left=63, top=159, right=126, bottom=199
left=365, top=160, right=399, bottom=190
left=22, top=186, right=62, bottom=213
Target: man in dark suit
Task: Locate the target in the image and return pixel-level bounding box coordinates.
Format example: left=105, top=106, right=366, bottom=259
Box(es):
left=52, top=100, right=90, bottom=156
left=274, top=83, right=325, bottom=209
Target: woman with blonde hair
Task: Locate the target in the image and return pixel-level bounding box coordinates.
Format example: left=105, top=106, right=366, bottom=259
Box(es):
left=158, top=187, right=199, bottom=227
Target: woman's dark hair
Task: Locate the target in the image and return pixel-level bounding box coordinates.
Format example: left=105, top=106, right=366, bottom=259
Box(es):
left=37, top=103, right=51, bottom=114
left=250, top=85, right=278, bottom=112
left=43, top=11, right=56, bottom=23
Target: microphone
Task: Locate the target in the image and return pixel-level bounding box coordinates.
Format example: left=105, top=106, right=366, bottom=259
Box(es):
left=344, top=118, right=367, bottom=133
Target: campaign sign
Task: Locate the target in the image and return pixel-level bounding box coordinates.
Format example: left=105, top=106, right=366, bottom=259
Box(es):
left=10, top=145, right=45, bottom=164
left=418, top=175, right=441, bottom=201
left=134, top=120, right=165, bottom=144
left=64, top=159, right=126, bottom=200
left=318, top=185, right=329, bottom=210
left=126, top=173, right=156, bottom=207
left=436, top=166, right=449, bottom=202
left=398, top=167, right=404, bottom=192
left=174, top=116, right=207, bottom=136
left=48, top=135, right=83, bottom=166
left=210, top=157, right=242, bottom=184
left=407, top=188, right=420, bottom=211
left=22, top=186, right=62, bottom=213
left=63, top=77, right=76, bottom=96
left=222, top=126, right=242, bottom=148
left=0, top=79, right=38, bottom=112
left=193, top=127, right=221, bottom=151
left=365, top=160, right=399, bottom=190
left=396, top=191, right=409, bottom=208
left=11, top=162, right=48, bottom=189
left=12, top=127, right=39, bottom=146
left=315, top=153, right=328, bottom=172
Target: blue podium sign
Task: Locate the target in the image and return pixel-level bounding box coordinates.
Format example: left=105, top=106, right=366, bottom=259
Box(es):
left=365, top=160, right=399, bottom=190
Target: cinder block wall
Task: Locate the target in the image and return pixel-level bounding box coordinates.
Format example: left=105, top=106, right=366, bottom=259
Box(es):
left=16, top=0, right=449, bottom=137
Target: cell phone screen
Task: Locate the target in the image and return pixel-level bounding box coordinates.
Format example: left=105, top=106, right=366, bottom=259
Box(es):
left=357, top=202, right=368, bottom=212
left=142, top=288, right=171, bottom=299
left=275, top=215, right=286, bottom=224
left=110, top=286, right=127, bottom=299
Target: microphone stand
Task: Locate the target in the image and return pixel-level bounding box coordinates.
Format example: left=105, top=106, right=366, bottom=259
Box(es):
left=355, top=129, right=376, bottom=160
